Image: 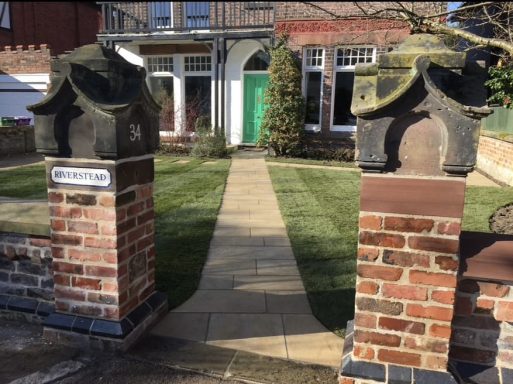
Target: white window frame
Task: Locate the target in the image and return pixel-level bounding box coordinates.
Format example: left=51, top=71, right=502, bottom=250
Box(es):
left=303, top=47, right=324, bottom=132
left=184, top=54, right=212, bottom=74
left=330, top=46, right=391, bottom=132
left=146, top=55, right=174, bottom=75
left=0, top=2, right=10, bottom=30
left=144, top=55, right=174, bottom=97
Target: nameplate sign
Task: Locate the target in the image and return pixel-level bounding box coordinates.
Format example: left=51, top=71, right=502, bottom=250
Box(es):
left=50, top=166, right=112, bottom=188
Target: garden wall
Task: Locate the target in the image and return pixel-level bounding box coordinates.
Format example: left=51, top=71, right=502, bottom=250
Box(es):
left=0, top=126, right=35, bottom=155
left=477, top=133, right=513, bottom=186
left=449, top=231, right=513, bottom=380
left=0, top=232, right=54, bottom=320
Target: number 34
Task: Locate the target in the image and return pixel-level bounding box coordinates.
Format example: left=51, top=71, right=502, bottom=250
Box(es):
left=129, top=124, right=141, bottom=141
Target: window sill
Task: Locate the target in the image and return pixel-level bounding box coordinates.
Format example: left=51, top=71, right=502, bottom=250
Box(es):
left=331, top=125, right=356, bottom=132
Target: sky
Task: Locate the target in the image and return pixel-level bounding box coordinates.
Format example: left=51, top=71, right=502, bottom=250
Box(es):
left=447, top=2, right=463, bottom=12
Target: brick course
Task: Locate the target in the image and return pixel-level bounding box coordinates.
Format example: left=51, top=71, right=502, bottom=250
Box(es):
left=0, top=44, right=51, bottom=74
left=451, top=278, right=513, bottom=369
left=477, top=135, right=513, bottom=186
left=0, top=232, right=53, bottom=304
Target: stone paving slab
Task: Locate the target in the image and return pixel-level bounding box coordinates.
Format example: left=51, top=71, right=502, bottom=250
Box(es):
left=151, top=313, right=209, bottom=342
left=206, top=314, right=288, bottom=359
left=250, top=227, right=289, bottom=237
left=467, top=170, right=501, bottom=187
left=234, top=275, right=305, bottom=291
left=198, top=275, right=234, bottom=290
left=0, top=201, right=50, bottom=236
left=283, top=314, right=344, bottom=368
left=203, top=259, right=256, bottom=275
left=212, top=227, right=251, bottom=237
left=210, top=236, right=265, bottom=246
left=257, top=259, right=300, bottom=275
left=266, top=291, right=311, bottom=314
left=173, top=290, right=266, bottom=313
left=207, top=246, right=295, bottom=260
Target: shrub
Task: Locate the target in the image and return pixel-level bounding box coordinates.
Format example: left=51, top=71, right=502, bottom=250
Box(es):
left=299, top=138, right=355, bottom=162
left=191, top=119, right=227, bottom=158
left=258, top=37, right=305, bottom=156
left=485, top=64, right=513, bottom=108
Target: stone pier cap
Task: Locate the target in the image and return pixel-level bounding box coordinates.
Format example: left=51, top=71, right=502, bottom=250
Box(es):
left=351, top=34, right=492, bottom=176
left=27, top=43, right=160, bottom=160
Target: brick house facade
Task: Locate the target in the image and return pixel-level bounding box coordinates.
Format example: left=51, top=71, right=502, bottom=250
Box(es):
left=275, top=2, right=442, bottom=139
left=0, top=2, right=101, bottom=56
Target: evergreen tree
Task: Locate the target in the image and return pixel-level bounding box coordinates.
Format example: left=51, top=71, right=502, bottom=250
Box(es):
left=258, top=38, right=305, bottom=156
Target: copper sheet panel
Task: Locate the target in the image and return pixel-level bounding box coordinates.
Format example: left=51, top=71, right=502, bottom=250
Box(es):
left=460, top=231, right=513, bottom=284
left=360, top=176, right=466, bottom=218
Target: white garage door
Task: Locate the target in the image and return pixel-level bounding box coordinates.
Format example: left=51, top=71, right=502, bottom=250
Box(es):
left=0, top=74, right=49, bottom=123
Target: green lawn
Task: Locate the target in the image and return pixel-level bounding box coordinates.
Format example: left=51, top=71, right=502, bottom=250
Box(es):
left=0, top=156, right=231, bottom=310
left=0, top=164, right=47, bottom=199
left=153, top=157, right=230, bottom=308
left=265, top=155, right=356, bottom=168
left=267, top=165, right=513, bottom=336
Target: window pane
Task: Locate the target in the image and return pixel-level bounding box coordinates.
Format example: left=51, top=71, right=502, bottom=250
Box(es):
left=148, top=56, right=173, bottom=73
left=305, top=48, right=323, bottom=68
left=244, top=50, right=270, bottom=71
left=185, top=76, right=211, bottom=131
left=186, top=1, right=209, bottom=28
left=184, top=56, right=211, bottom=72
left=149, top=2, right=172, bottom=29
left=149, top=76, right=174, bottom=131
left=305, top=72, right=321, bottom=125
left=333, top=72, right=356, bottom=126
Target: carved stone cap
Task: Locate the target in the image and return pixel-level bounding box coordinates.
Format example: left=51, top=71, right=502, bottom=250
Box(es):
left=351, top=34, right=492, bottom=177
left=378, top=34, right=466, bottom=69
left=351, top=34, right=491, bottom=118
left=28, top=43, right=160, bottom=113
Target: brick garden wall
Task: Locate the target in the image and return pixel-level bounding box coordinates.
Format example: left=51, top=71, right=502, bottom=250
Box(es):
left=452, top=279, right=513, bottom=369
left=0, top=44, right=51, bottom=74
left=477, top=134, right=513, bottom=186
left=0, top=232, right=54, bottom=316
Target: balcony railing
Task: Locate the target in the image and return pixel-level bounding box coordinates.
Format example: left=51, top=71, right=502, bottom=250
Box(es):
left=98, top=2, right=275, bottom=34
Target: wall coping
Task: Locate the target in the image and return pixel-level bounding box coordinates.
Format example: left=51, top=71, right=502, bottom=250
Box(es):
left=481, top=129, right=513, bottom=144
left=460, top=231, right=513, bottom=285
left=0, top=200, right=50, bottom=237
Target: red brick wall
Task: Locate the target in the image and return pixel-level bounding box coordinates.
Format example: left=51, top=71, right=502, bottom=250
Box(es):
left=0, top=44, right=51, bottom=74
left=6, top=2, right=100, bottom=55
left=48, top=176, right=156, bottom=320
left=275, top=2, right=444, bottom=21
left=355, top=209, right=461, bottom=371
left=477, top=135, right=513, bottom=186
left=451, top=279, right=513, bottom=369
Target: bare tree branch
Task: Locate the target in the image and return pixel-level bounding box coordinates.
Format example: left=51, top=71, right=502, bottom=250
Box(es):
left=297, top=2, right=513, bottom=59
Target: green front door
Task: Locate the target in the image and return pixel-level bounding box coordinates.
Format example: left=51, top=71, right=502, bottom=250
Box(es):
left=243, top=74, right=269, bottom=144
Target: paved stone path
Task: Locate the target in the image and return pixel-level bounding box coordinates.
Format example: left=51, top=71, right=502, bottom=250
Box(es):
left=152, top=150, right=343, bottom=367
